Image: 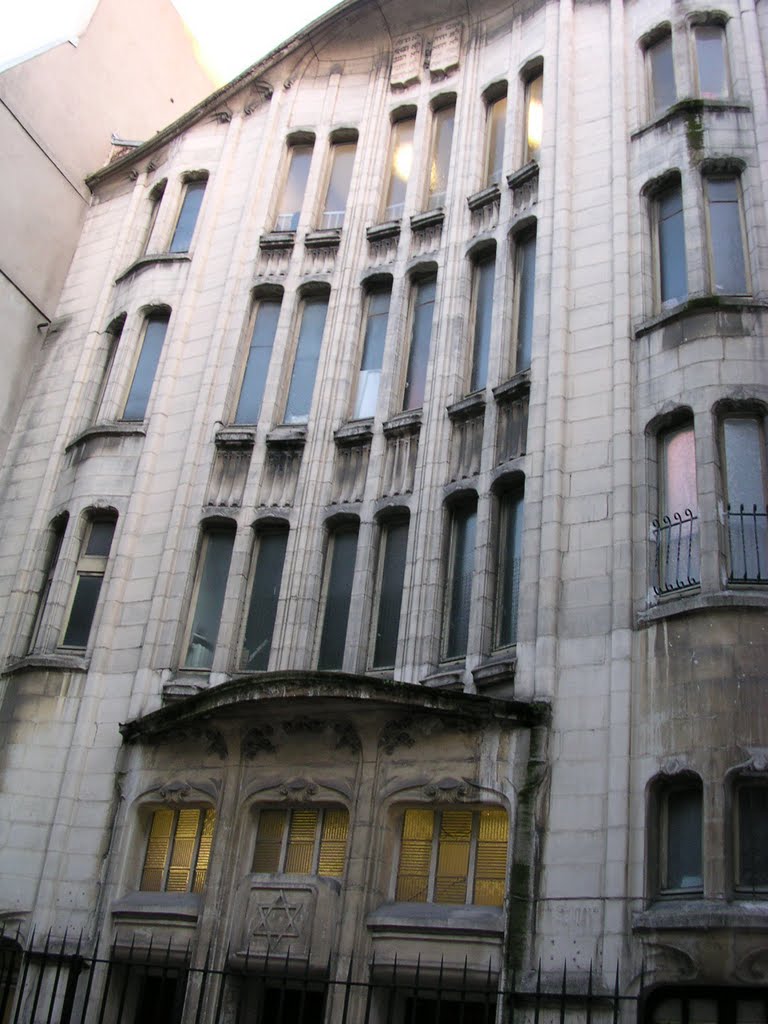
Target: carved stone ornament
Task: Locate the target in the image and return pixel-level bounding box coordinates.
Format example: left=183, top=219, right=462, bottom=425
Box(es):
left=244, top=81, right=273, bottom=116
left=248, top=889, right=305, bottom=948
left=152, top=726, right=228, bottom=760
left=735, top=947, right=768, bottom=982
left=209, top=108, right=232, bottom=124
left=422, top=777, right=471, bottom=801
left=333, top=720, right=362, bottom=754
left=379, top=716, right=416, bottom=755
left=742, top=747, right=768, bottom=772
left=158, top=781, right=191, bottom=805
left=278, top=778, right=318, bottom=801
left=659, top=756, right=689, bottom=776
left=391, top=33, right=422, bottom=87
left=242, top=725, right=277, bottom=760
left=428, top=21, right=461, bottom=76
left=643, top=941, right=699, bottom=982
left=282, top=716, right=325, bottom=736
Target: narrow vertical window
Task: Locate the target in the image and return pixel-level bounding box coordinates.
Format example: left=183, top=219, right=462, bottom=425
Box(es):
left=722, top=417, right=768, bottom=583
left=169, top=178, right=206, bottom=253
left=444, top=499, right=477, bottom=660
left=427, top=103, right=455, bottom=210
left=694, top=24, right=729, bottom=99
left=284, top=295, right=329, bottom=424
left=655, top=422, right=699, bottom=593
left=183, top=525, right=235, bottom=669
left=143, top=181, right=165, bottom=254
left=29, top=514, right=68, bottom=652
left=647, top=33, right=676, bottom=117
left=94, top=316, right=124, bottom=421
left=141, top=807, right=216, bottom=893
left=317, top=523, right=359, bottom=670
left=321, top=141, right=356, bottom=229
left=469, top=253, right=495, bottom=393
left=514, top=231, right=537, bottom=373
left=275, top=144, right=313, bottom=231
left=736, top=782, right=768, bottom=890
left=484, top=92, right=507, bottom=188
left=705, top=177, right=747, bottom=294
left=60, top=515, right=116, bottom=649
left=656, top=182, right=687, bottom=307
left=353, top=287, right=391, bottom=419
left=122, top=314, right=169, bottom=421
left=523, top=72, right=543, bottom=163
left=234, top=298, right=281, bottom=424
left=383, top=116, right=415, bottom=220
left=403, top=276, right=436, bottom=412
left=496, top=488, right=524, bottom=648
left=240, top=525, right=289, bottom=670
left=372, top=517, right=409, bottom=668
left=659, top=781, right=703, bottom=893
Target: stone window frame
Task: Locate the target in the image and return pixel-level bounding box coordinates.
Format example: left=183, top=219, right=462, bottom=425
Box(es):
left=238, top=517, right=290, bottom=673
left=369, top=508, right=410, bottom=671
left=315, top=513, right=361, bottom=671
left=58, top=507, right=119, bottom=652
left=229, top=285, right=284, bottom=427
left=390, top=803, right=510, bottom=908
left=180, top=516, right=237, bottom=672
left=647, top=769, right=704, bottom=900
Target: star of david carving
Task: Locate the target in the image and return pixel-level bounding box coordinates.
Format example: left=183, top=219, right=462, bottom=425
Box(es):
left=250, top=890, right=304, bottom=948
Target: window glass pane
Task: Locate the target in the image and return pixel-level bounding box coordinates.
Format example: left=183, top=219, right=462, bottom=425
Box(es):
left=485, top=94, right=507, bottom=187
left=470, top=256, right=495, bottom=393
left=123, top=316, right=169, bottom=421
left=688, top=1001, right=718, bottom=1024
left=143, top=184, right=165, bottom=253
left=276, top=145, right=313, bottom=231
left=724, top=418, right=768, bottom=582
left=738, top=786, right=768, bottom=887
left=738, top=1000, right=768, bottom=1023
left=317, top=809, right=349, bottom=877
left=652, top=998, right=683, bottom=1024
left=665, top=787, right=702, bottom=890
left=662, top=425, right=698, bottom=517
left=169, top=180, right=206, bottom=253
left=141, top=809, right=174, bottom=891
left=61, top=575, right=104, bottom=648
left=86, top=520, right=116, bottom=558
left=445, top=504, right=477, bottom=659
left=396, top=809, right=434, bottom=902
left=658, top=185, right=687, bottom=305
left=658, top=424, right=699, bottom=590
left=284, top=297, right=329, bottom=424
left=322, top=143, right=356, bottom=229
left=427, top=104, right=455, bottom=210
left=234, top=300, right=281, bottom=424
left=707, top=178, right=747, bottom=294
left=649, top=36, right=676, bottom=116
left=384, top=117, right=415, bottom=220
left=515, top=233, right=537, bottom=372
left=284, top=809, right=318, bottom=873
left=524, top=74, right=543, bottom=162
left=318, top=527, right=359, bottom=669
left=354, top=290, right=391, bottom=419
left=696, top=25, right=727, bottom=98
left=373, top=519, right=409, bottom=668
left=403, top=277, right=436, bottom=411
left=241, top=528, right=289, bottom=671
left=184, top=530, right=235, bottom=669
left=434, top=810, right=472, bottom=904
left=253, top=810, right=285, bottom=873
left=497, top=491, right=523, bottom=647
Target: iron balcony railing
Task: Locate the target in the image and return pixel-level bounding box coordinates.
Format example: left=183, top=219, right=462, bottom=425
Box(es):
left=653, top=509, right=700, bottom=595
left=727, top=504, right=768, bottom=583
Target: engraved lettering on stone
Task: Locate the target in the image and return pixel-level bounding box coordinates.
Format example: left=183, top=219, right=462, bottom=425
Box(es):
left=391, top=33, right=422, bottom=87
left=429, top=22, right=461, bottom=75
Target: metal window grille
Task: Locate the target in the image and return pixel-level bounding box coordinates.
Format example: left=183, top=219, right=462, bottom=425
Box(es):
left=652, top=509, right=700, bottom=594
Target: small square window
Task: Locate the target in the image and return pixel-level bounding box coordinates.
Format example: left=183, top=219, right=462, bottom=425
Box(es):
left=140, top=807, right=216, bottom=893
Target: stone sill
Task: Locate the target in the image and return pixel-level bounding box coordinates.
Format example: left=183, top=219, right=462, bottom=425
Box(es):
left=506, top=161, right=539, bottom=191
left=638, top=589, right=768, bottom=627
left=367, top=221, right=401, bottom=243
left=383, top=410, right=422, bottom=438
left=214, top=426, right=256, bottom=449
left=492, top=370, right=531, bottom=404
left=66, top=421, right=146, bottom=452
left=334, top=418, right=374, bottom=446
left=634, top=296, right=767, bottom=340
left=115, top=251, right=190, bottom=284
left=423, top=667, right=464, bottom=690
left=410, top=208, right=445, bottom=232
left=447, top=391, right=485, bottom=421
left=4, top=653, right=89, bottom=676
left=259, top=231, right=296, bottom=251
left=472, top=654, right=516, bottom=690
left=305, top=228, right=341, bottom=249
left=631, top=98, right=752, bottom=141
left=368, top=902, right=504, bottom=938
left=266, top=424, right=307, bottom=448
left=633, top=898, right=768, bottom=932
left=467, top=184, right=500, bottom=212
left=112, top=891, right=202, bottom=924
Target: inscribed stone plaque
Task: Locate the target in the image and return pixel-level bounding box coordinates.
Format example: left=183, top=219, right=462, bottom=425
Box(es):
left=391, top=33, right=422, bottom=87
left=429, top=21, right=462, bottom=75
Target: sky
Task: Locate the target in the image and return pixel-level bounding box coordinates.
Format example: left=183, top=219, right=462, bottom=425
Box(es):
left=1, top=0, right=341, bottom=83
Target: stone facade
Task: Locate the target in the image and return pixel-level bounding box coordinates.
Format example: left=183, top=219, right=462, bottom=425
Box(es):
left=0, top=0, right=767, bottom=1019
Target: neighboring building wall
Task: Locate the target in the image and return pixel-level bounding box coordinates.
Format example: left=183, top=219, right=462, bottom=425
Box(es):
left=0, top=0, right=215, bottom=461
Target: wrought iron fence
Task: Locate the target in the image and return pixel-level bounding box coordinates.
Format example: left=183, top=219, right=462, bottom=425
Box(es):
left=0, top=931, right=641, bottom=1024
left=727, top=504, right=768, bottom=583
left=652, top=510, right=700, bottom=595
